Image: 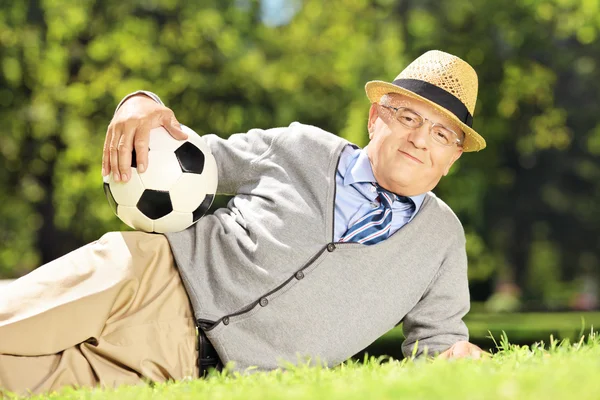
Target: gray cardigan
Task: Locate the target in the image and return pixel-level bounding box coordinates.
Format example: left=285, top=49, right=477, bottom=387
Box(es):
left=118, top=91, right=469, bottom=372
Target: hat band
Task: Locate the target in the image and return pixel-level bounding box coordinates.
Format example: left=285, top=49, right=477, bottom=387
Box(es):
left=392, top=79, right=473, bottom=127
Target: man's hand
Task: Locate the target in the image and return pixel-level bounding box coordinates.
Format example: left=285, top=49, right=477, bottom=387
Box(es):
left=103, top=94, right=187, bottom=182
left=437, top=340, right=490, bottom=360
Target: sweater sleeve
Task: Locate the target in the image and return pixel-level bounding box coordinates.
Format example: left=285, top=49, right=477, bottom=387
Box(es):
left=401, top=236, right=470, bottom=358
left=114, top=90, right=165, bottom=113
left=202, top=129, right=282, bottom=195
left=115, top=91, right=282, bottom=195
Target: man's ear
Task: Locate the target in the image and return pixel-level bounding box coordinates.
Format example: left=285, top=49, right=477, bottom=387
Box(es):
left=443, top=148, right=463, bottom=176
left=367, top=103, right=378, bottom=139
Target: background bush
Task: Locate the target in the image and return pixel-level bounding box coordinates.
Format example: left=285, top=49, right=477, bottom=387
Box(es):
left=1, top=0, right=599, bottom=311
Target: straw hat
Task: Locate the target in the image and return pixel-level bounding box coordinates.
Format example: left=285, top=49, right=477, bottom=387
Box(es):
left=365, top=50, right=486, bottom=152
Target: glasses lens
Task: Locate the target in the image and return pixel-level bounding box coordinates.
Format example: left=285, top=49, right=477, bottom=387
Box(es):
left=430, top=125, right=455, bottom=146
left=396, top=108, right=423, bottom=128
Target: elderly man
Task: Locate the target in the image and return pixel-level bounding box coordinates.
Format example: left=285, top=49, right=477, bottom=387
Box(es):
left=0, top=50, right=486, bottom=395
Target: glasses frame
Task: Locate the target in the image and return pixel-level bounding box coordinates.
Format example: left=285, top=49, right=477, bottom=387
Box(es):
left=377, top=103, right=463, bottom=147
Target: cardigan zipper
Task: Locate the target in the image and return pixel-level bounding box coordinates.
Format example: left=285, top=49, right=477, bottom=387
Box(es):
left=331, top=147, right=344, bottom=243
left=201, top=245, right=329, bottom=331
left=201, top=145, right=347, bottom=332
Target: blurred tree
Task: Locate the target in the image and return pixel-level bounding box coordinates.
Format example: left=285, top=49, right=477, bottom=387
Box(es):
left=0, top=0, right=598, bottom=312
left=0, top=0, right=402, bottom=277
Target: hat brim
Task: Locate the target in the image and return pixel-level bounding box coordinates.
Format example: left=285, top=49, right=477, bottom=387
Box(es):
left=365, top=80, right=486, bottom=152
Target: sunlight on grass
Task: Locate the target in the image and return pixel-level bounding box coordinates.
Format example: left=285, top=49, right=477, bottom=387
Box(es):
left=3, top=330, right=600, bottom=400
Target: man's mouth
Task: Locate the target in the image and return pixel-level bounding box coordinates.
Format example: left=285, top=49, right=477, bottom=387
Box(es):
left=399, top=150, right=424, bottom=164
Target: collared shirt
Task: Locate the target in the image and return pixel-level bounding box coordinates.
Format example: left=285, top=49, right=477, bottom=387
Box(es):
left=334, top=145, right=426, bottom=242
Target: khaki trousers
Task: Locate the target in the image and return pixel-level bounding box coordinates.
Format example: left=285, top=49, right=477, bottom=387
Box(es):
left=0, top=231, right=199, bottom=396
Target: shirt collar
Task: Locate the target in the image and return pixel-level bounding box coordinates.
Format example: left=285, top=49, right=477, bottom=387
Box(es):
left=343, top=148, right=376, bottom=186
left=342, top=147, right=426, bottom=214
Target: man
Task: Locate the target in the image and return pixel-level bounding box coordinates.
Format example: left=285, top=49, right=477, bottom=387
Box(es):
left=0, top=50, right=486, bottom=395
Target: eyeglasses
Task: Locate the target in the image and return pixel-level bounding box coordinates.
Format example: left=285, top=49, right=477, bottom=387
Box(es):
left=377, top=104, right=463, bottom=147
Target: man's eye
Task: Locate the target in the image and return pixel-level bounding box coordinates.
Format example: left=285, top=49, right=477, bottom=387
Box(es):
left=434, top=129, right=451, bottom=143
left=399, top=115, right=420, bottom=126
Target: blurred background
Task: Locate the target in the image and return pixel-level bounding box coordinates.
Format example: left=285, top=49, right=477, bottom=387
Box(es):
left=1, top=0, right=599, bottom=356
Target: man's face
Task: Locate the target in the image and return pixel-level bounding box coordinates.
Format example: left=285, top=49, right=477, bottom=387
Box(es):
left=366, top=93, right=464, bottom=196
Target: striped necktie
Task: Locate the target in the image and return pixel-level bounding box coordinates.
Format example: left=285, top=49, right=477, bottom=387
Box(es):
left=339, top=185, right=413, bottom=245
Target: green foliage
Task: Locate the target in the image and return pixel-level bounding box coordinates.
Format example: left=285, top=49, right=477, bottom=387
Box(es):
left=0, top=0, right=599, bottom=310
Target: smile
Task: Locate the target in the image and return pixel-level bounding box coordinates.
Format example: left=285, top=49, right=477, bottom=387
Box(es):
left=399, top=150, right=424, bottom=164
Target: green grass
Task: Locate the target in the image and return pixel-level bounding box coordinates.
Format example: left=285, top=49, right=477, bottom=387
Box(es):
left=4, top=330, right=600, bottom=400
left=466, top=311, right=600, bottom=341
left=380, top=311, right=600, bottom=343
left=363, top=311, right=600, bottom=360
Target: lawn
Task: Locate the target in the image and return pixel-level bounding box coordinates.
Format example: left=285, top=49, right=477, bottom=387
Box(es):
left=3, top=330, right=600, bottom=400
left=361, top=311, right=600, bottom=360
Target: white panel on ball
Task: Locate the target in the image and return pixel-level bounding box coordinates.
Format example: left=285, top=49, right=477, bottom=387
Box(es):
left=139, top=151, right=183, bottom=190
left=106, top=169, right=145, bottom=207
left=149, top=127, right=184, bottom=152
left=202, top=153, right=219, bottom=194
left=182, top=125, right=212, bottom=154
left=153, top=211, right=193, bottom=233
left=170, top=173, right=208, bottom=213
left=118, top=205, right=154, bottom=232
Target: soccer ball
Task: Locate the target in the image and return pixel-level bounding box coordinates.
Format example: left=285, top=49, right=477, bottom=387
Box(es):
left=103, top=125, right=218, bottom=233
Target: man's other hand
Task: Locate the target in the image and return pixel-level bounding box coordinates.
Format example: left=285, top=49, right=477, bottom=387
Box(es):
left=437, top=340, right=490, bottom=360
left=103, top=94, right=187, bottom=182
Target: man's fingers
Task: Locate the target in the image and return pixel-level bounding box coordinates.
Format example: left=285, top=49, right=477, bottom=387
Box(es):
left=106, top=108, right=184, bottom=182
left=102, top=125, right=113, bottom=177
left=161, top=112, right=188, bottom=140
left=450, top=342, right=466, bottom=357
left=450, top=342, right=489, bottom=360
left=133, top=127, right=150, bottom=173
left=109, top=124, right=122, bottom=182
left=117, top=125, right=136, bottom=182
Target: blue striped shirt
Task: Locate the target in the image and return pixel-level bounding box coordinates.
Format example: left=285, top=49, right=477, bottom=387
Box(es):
left=334, top=145, right=425, bottom=242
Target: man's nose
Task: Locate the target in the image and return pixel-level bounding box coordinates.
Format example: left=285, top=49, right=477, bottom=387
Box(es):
left=407, top=123, right=429, bottom=149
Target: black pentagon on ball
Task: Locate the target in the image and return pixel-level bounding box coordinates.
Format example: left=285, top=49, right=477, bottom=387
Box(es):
left=137, top=189, right=173, bottom=220
left=103, top=183, right=118, bottom=215
left=175, top=142, right=205, bottom=174
left=193, top=194, right=214, bottom=222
